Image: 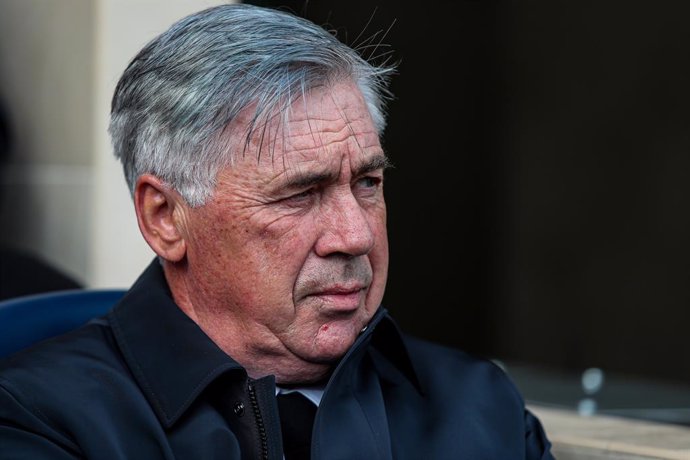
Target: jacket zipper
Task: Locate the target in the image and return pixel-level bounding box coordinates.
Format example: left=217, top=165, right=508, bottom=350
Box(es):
left=248, top=382, right=269, bottom=460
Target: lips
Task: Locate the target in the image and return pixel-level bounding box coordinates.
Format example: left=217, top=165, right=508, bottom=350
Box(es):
left=307, top=285, right=367, bottom=311
left=295, top=258, right=374, bottom=311
left=316, top=284, right=366, bottom=295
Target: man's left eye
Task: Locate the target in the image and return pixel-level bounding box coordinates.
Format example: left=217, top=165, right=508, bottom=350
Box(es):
left=356, top=176, right=381, bottom=189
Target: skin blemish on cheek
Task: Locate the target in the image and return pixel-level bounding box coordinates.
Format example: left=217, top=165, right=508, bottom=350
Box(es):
left=321, top=325, right=329, bottom=332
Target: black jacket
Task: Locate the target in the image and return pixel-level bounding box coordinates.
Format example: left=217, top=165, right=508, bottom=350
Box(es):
left=0, top=261, right=553, bottom=459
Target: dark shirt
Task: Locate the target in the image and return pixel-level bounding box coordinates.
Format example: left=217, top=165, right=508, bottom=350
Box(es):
left=0, top=261, right=554, bottom=459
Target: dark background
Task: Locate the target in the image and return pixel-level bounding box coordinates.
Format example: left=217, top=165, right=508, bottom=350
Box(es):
left=247, top=0, right=690, bottom=386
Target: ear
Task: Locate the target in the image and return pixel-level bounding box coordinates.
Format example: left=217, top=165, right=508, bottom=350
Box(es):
left=134, top=174, right=188, bottom=262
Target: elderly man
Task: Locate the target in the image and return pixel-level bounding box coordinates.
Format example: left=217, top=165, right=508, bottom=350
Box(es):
left=0, top=4, right=553, bottom=459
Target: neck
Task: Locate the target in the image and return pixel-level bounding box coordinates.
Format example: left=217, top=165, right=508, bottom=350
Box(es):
left=162, top=261, right=334, bottom=384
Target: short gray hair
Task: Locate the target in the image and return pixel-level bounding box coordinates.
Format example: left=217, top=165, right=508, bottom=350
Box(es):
left=108, top=3, right=395, bottom=207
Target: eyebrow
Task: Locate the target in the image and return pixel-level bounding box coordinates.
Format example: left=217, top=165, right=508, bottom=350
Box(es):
left=353, top=154, right=392, bottom=177
left=284, top=153, right=391, bottom=190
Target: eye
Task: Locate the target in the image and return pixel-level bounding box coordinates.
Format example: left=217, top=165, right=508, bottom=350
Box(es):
left=291, top=189, right=314, bottom=199
left=354, top=176, right=382, bottom=191
left=281, top=187, right=317, bottom=206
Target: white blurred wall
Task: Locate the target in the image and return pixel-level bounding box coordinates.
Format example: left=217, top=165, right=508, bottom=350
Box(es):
left=0, top=0, right=228, bottom=288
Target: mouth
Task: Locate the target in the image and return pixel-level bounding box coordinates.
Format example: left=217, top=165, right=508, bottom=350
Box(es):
left=307, top=285, right=367, bottom=312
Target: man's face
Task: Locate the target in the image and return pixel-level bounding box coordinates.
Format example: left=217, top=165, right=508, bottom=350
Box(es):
left=179, top=81, right=388, bottom=378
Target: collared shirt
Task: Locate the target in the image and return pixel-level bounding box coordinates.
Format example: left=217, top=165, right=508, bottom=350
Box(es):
left=275, top=386, right=324, bottom=407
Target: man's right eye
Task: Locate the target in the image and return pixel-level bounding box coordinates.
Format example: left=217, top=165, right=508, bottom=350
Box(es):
left=292, top=189, right=313, bottom=199
left=281, top=188, right=316, bottom=206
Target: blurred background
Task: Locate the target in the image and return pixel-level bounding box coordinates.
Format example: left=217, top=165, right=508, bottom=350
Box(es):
left=1, top=0, right=689, bottom=424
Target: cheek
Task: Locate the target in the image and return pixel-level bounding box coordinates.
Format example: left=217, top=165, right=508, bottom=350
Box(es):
left=366, top=213, right=389, bottom=308
left=259, top=213, right=317, bottom=259
left=252, top=219, right=318, bottom=291
left=371, top=204, right=389, bottom=260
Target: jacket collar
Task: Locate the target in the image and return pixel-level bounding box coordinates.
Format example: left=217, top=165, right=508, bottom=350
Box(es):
left=108, top=260, right=422, bottom=427
left=108, top=260, right=244, bottom=428
left=367, top=311, right=424, bottom=395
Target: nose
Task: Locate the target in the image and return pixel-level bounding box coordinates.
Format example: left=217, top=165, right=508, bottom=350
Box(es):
left=314, top=189, right=375, bottom=258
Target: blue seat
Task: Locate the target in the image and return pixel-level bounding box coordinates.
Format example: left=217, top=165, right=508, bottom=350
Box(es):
left=0, top=288, right=126, bottom=358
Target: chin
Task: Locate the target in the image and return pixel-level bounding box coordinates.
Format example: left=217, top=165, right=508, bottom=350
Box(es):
left=307, top=321, right=361, bottom=362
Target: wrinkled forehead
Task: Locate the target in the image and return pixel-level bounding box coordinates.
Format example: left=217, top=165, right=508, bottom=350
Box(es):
left=225, top=80, right=381, bottom=167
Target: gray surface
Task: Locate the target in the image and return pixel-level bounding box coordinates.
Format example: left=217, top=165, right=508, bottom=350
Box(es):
left=505, top=362, right=690, bottom=427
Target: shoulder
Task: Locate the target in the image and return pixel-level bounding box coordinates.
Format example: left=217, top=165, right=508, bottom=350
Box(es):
left=372, top=333, right=554, bottom=458
left=0, top=318, right=122, bottom=385
left=0, top=320, right=136, bottom=435
left=402, top=334, right=524, bottom=407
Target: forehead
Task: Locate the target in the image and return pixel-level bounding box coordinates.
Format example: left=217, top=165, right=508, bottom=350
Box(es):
left=230, top=81, right=382, bottom=172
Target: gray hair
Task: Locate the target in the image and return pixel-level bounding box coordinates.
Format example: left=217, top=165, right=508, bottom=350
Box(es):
left=108, top=3, right=395, bottom=207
